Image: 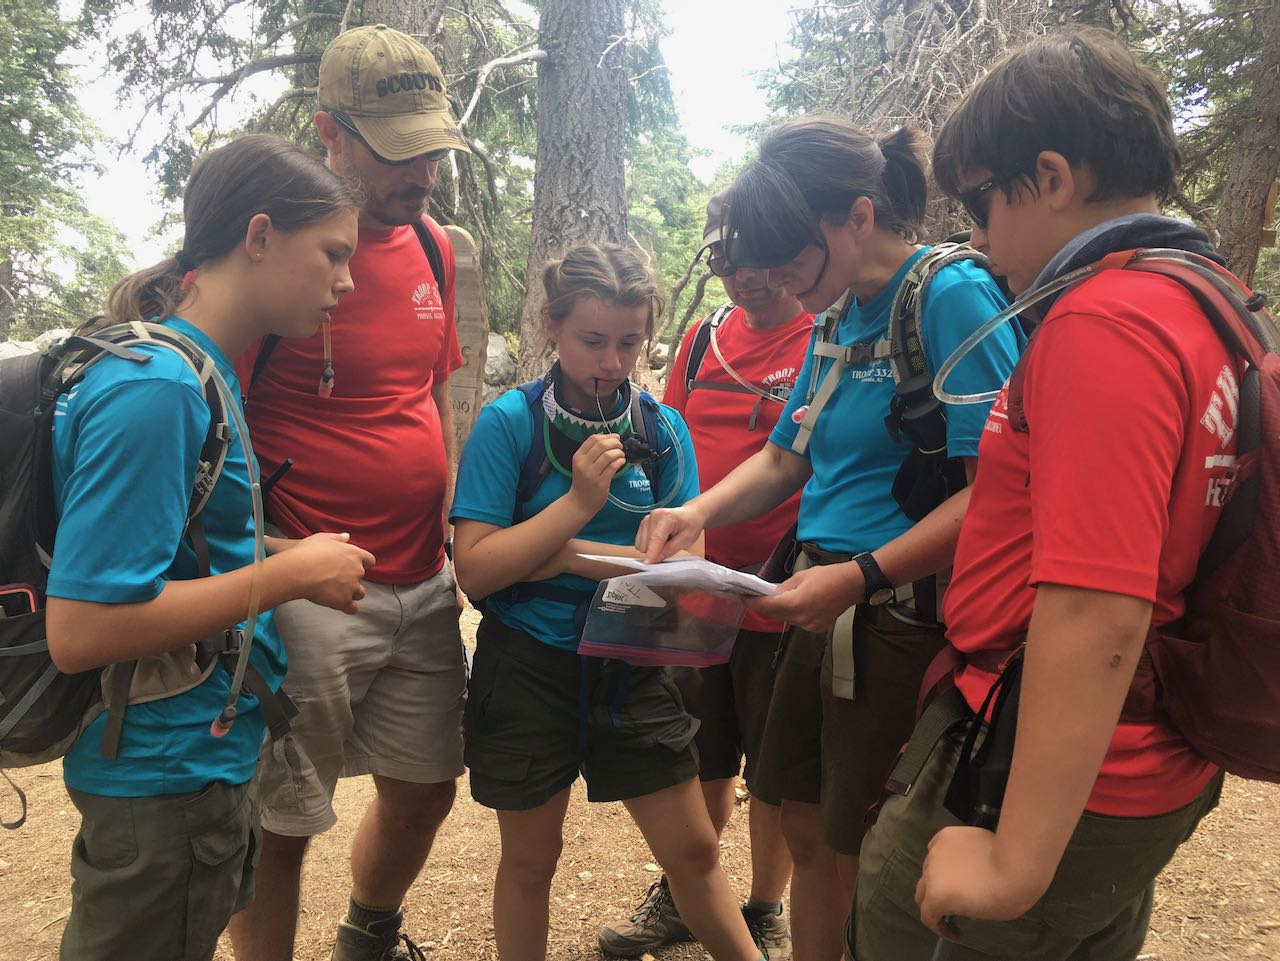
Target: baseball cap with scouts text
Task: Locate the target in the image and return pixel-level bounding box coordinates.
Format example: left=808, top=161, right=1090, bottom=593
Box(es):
left=319, top=24, right=471, bottom=161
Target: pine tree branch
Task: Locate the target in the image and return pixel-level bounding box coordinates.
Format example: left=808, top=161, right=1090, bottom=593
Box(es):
left=457, top=46, right=547, bottom=128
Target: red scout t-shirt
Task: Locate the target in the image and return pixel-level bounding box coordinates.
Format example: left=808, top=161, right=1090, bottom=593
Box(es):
left=664, top=305, right=813, bottom=631
left=944, top=269, right=1234, bottom=817
left=239, top=217, right=464, bottom=584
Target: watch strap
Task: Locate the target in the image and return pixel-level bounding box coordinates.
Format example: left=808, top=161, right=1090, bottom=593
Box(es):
left=853, top=552, right=895, bottom=605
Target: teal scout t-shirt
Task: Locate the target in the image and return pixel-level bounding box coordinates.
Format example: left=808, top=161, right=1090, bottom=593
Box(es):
left=451, top=386, right=700, bottom=649
left=48, top=317, right=287, bottom=797
left=770, top=248, right=1022, bottom=555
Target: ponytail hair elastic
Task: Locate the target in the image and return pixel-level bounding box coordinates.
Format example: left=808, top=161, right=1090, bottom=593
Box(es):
left=176, top=250, right=198, bottom=291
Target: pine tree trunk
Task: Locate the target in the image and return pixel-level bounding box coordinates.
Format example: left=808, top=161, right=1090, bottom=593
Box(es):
left=1215, top=0, right=1280, bottom=286
left=515, top=0, right=629, bottom=381
left=0, top=257, right=14, bottom=341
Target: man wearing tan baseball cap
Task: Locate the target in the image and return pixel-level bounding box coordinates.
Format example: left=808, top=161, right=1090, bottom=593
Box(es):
left=229, top=24, right=470, bottom=961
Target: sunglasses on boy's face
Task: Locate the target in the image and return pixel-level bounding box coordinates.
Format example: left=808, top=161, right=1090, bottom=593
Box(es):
left=330, top=112, right=452, bottom=167
left=958, top=173, right=1022, bottom=231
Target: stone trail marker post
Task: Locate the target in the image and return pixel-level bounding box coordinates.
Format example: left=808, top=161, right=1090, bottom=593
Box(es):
left=444, top=225, right=489, bottom=468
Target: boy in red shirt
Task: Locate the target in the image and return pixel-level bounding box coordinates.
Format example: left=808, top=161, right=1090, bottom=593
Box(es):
left=850, top=29, right=1230, bottom=960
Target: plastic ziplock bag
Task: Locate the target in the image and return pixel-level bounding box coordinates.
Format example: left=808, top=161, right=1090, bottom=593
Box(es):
left=578, top=575, right=747, bottom=667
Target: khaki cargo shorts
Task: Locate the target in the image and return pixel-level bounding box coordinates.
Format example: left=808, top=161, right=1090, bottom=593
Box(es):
left=258, top=563, right=466, bottom=836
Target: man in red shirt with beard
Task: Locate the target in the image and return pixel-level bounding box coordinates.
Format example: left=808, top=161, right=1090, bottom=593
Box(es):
left=229, top=25, right=470, bottom=961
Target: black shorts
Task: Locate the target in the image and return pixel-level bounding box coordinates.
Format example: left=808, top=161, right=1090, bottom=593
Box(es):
left=751, top=605, right=946, bottom=854
left=463, top=615, right=701, bottom=811
left=670, top=627, right=785, bottom=801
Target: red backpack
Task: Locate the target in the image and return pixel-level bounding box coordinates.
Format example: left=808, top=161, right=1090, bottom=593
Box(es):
left=1008, top=248, right=1280, bottom=781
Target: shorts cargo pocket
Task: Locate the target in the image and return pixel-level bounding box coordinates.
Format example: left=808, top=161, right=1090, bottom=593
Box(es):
left=183, top=782, right=252, bottom=961
left=464, top=644, right=509, bottom=736
left=260, top=732, right=306, bottom=812
left=465, top=741, right=535, bottom=809
left=861, top=846, right=1044, bottom=959
left=465, top=742, right=532, bottom=783
left=69, top=790, right=138, bottom=870
left=600, top=670, right=698, bottom=753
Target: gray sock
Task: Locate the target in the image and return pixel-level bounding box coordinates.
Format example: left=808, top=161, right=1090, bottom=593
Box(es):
left=744, top=897, right=783, bottom=917
left=346, top=897, right=400, bottom=932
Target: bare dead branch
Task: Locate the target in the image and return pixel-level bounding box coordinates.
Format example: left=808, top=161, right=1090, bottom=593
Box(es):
left=663, top=271, right=713, bottom=379
left=338, top=0, right=360, bottom=33
left=457, top=46, right=547, bottom=128
left=596, top=35, right=627, bottom=69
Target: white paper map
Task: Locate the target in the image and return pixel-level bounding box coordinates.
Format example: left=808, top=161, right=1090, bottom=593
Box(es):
left=577, top=554, right=779, bottom=597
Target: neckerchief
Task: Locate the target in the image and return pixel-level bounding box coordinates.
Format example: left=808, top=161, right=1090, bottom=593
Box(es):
left=541, top=363, right=634, bottom=478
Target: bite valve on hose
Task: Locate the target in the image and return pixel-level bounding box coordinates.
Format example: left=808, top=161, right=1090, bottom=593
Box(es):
left=318, top=365, right=335, bottom=399
left=210, top=703, right=237, bottom=737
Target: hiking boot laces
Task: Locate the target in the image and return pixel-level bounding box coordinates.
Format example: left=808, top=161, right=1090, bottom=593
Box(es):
left=389, top=932, right=427, bottom=961
left=631, top=879, right=674, bottom=925
left=743, top=908, right=792, bottom=960
left=597, top=876, right=692, bottom=956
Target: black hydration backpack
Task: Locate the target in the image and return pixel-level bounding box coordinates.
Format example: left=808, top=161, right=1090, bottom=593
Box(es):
left=0, top=322, right=292, bottom=828
left=787, top=242, right=1008, bottom=621
left=682, top=303, right=793, bottom=431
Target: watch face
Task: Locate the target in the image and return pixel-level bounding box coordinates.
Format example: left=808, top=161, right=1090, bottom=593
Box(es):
left=868, top=586, right=896, bottom=606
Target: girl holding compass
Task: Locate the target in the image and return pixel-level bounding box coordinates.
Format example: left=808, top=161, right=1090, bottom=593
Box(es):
left=451, top=244, right=764, bottom=961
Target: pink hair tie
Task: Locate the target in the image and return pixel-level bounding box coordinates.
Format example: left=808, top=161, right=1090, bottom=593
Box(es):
left=180, top=269, right=197, bottom=291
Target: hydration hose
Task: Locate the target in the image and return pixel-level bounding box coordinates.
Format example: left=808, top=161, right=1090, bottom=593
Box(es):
left=208, top=363, right=267, bottom=738
left=932, top=259, right=1111, bottom=406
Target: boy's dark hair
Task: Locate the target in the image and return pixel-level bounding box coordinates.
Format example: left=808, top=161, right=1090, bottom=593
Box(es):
left=724, top=115, right=929, bottom=269
left=933, top=29, right=1180, bottom=204
left=105, top=134, right=357, bottom=328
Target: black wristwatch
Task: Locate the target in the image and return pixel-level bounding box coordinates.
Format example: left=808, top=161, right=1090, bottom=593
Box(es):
left=853, top=552, right=895, bottom=606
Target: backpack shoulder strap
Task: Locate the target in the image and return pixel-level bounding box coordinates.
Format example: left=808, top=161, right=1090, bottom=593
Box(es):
left=412, top=218, right=447, bottom=294
left=69, top=323, right=243, bottom=761
left=1117, top=251, right=1275, bottom=582
left=1008, top=248, right=1277, bottom=436
left=791, top=297, right=892, bottom=454
left=247, top=335, right=282, bottom=394
left=888, top=242, right=992, bottom=385
left=514, top=378, right=552, bottom=521
left=629, top=389, right=664, bottom=493
left=54, top=323, right=232, bottom=528
left=685, top=303, right=734, bottom=392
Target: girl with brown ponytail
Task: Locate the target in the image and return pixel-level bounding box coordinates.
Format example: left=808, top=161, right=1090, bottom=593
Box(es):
left=451, top=243, right=766, bottom=961
left=635, top=114, right=1024, bottom=958
left=47, top=134, right=376, bottom=961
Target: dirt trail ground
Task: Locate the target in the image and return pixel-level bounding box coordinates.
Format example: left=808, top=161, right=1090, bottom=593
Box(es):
left=2, top=613, right=1277, bottom=960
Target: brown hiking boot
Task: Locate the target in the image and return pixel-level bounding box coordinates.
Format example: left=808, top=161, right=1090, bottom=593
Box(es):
left=743, top=905, right=792, bottom=961
left=597, top=876, right=694, bottom=956
left=331, top=910, right=426, bottom=961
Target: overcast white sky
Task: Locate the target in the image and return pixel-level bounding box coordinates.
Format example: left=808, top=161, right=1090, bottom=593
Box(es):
left=72, top=1, right=798, bottom=269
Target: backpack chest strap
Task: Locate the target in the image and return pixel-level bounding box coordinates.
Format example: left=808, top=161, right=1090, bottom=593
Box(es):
left=792, top=338, right=892, bottom=455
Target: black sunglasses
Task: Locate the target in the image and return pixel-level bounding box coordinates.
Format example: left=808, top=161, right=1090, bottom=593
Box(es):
left=704, top=244, right=736, bottom=278
left=958, top=173, right=1023, bottom=230
left=330, top=112, right=451, bottom=167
